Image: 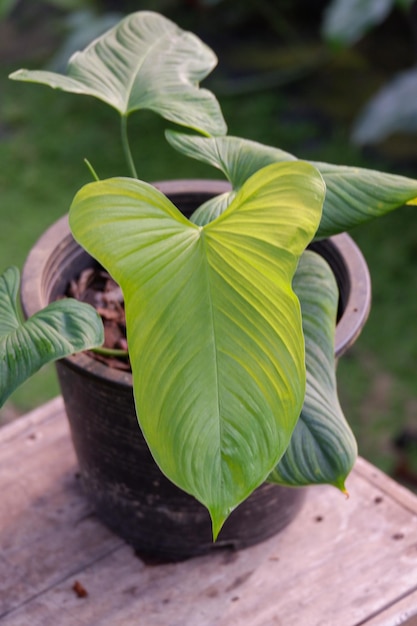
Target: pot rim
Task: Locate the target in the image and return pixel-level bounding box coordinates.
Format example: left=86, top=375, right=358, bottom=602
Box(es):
left=21, top=178, right=371, bottom=386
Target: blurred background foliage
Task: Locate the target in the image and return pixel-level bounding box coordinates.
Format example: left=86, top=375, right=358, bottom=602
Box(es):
left=1, top=0, right=417, bottom=486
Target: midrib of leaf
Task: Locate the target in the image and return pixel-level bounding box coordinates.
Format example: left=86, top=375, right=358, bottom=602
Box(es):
left=117, top=31, right=179, bottom=176
left=200, top=229, right=224, bottom=536
left=215, top=142, right=232, bottom=183
left=121, top=32, right=165, bottom=114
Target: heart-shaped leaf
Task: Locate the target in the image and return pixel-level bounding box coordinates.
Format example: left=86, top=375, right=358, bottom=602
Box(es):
left=69, top=161, right=325, bottom=537
left=10, top=11, right=226, bottom=136
left=268, top=250, right=357, bottom=490
left=167, top=132, right=417, bottom=236
left=0, top=266, right=104, bottom=408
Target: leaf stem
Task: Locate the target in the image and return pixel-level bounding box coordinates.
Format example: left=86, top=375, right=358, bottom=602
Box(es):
left=92, top=346, right=129, bottom=358
left=121, top=115, right=138, bottom=178
left=84, top=159, right=100, bottom=181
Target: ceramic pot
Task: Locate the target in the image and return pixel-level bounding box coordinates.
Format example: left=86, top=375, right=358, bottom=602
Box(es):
left=21, top=179, right=371, bottom=561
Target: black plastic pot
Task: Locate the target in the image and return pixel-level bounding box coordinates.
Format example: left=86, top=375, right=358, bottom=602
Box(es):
left=21, top=179, right=371, bottom=561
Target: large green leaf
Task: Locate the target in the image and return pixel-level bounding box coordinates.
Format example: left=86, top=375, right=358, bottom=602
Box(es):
left=167, top=131, right=417, bottom=236
left=0, top=266, right=104, bottom=408
left=268, top=251, right=357, bottom=490
left=69, top=162, right=325, bottom=537
left=9, top=11, right=226, bottom=136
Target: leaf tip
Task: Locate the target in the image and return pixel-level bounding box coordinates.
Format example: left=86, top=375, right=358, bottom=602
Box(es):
left=332, top=475, right=350, bottom=498
left=211, top=516, right=225, bottom=542
left=335, top=481, right=350, bottom=499
left=210, top=505, right=232, bottom=542
left=8, top=69, right=23, bottom=81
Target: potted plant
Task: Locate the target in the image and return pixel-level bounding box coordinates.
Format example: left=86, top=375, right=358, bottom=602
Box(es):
left=2, top=11, right=417, bottom=560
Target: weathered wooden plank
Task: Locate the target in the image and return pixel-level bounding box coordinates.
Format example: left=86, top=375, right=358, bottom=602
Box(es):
left=0, top=398, right=123, bottom=619
left=212, top=468, right=417, bottom=626
left=355, top=456, right=417, bottom=515
left=363, top=592, right=417, bottom=626
left=0, top=396, right=64, bottom=446
left=1, top=399, right=417, bottom=625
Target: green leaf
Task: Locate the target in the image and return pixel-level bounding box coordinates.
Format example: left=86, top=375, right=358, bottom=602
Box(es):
left=166, top=131, right=294, bottom=224
left=167, top=132, right=417, bottom=237
left=166, top=131, right=295, bottom=188
left=0, top=266, right=104, bottom=408
left=268, top=251, right=357, bottom=490
left=313, top=161, right=417, bottom=238
left=69, top=162, right=325, bottom=537
left=321, top=0, right=393, bottom=47
left=9, top=11, right=226, bottom=136
left=352, top=67, right=417, bottom=146
left=190, top=192, right=233, bottom=226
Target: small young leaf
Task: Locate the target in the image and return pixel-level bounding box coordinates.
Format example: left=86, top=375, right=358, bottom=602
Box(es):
left=0, top=266, right=104, bottom=407
left=190, top=192, right=233, bottom=226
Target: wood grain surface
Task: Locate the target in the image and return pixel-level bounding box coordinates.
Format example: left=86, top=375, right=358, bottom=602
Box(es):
left=1, top=397, right=417, bottom=626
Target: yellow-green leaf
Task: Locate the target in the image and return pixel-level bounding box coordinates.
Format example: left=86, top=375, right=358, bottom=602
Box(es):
left=69, top=162, right=325, bottom=536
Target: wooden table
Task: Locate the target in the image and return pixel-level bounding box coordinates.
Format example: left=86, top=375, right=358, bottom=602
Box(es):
left=1, top=397, right=417, bottom=626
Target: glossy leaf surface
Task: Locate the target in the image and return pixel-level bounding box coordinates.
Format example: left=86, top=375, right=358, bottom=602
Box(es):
left=0, top=266, right=104, bottom=408
left=69, top=162, right=325, bottom=536
left=10, top=11, right=226, bottom=136
left=167, top=132, right=417, bottom=236
left=268, top=251, right=357, bottom=489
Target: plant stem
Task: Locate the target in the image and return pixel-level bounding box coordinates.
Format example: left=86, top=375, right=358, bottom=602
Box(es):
left=84, top=159, right=100, bottom=181
left=92, top=346, right=129, bottom=358
left=121, top=115, right=138, bottom=178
